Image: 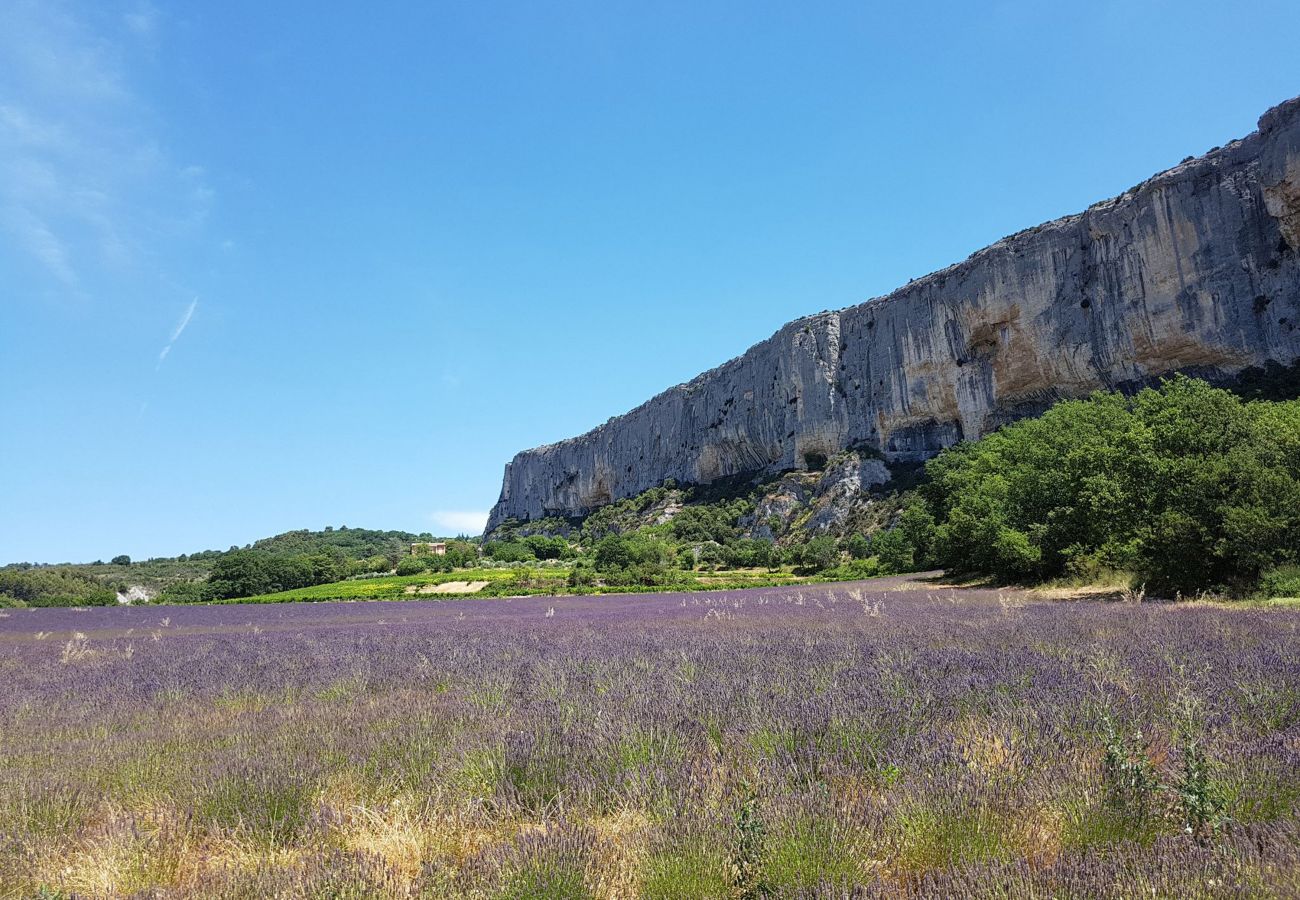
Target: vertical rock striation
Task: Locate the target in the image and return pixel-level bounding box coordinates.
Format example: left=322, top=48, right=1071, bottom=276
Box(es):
left=487, top=95, right=1300, bottom=531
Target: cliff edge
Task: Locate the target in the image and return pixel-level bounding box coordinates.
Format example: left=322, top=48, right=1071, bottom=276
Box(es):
left=487, top=95, right=1300, bottom=532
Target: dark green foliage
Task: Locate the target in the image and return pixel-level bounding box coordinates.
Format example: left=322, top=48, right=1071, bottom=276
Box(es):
left=1229, top=359, right=1300, bottom=402
left=566, top=561, right=598, bottom=588
left=823, top=557, right=883, bottom=580
left=395, top=556, right=427, bottom=576
left=438, top=540, right=481, bottom=570
left=730, top=789, right=769, bottom=899
left=842, top=533, right=872, bottom=560
left=925, top=376, right=1300, bottom=593
left=206, top=550, right=349, bottom=600
left=1258, top=565, right=1300, bottom=598
left=1101, top=721, right=1159, bottom=821
left=791, top=536, right=839, bottom=574
left=870, top=528, right=914, bottom=575
left=896, top=494, right=936, bottom=566
left=483, top=541, right=536, bottom=563
left=155, top=580, right=212, bottom=603
left=0, top=569, right=116, bottom=607
left=857, top=494, right=937, bottom=575
left=592, top=533, right=678, bottom=585
left=1177, top=741, right=1228, bottom=840
left=2, top=525, right=457, bottom=607
left=248, top=526, right=434, bottom=560
left=522, top=534, right=570, bottom=560
left=670, top=504, right=741, bottom=545
left=722, top=538, right=775, bottom=569
left=481, top=535, right=571, bottom=563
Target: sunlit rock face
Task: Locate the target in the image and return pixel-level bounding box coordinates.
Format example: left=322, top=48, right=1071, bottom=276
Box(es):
left=488, top=95, right=1300, bottom=531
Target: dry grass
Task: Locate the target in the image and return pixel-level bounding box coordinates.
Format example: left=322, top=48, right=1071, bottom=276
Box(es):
left=955, top=717, right=1016, bottom=775
left=587, top=809, right=653, bottom=899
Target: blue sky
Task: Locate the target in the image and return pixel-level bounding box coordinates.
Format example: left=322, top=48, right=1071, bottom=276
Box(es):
left=3, top=1, right=1298, bottom=563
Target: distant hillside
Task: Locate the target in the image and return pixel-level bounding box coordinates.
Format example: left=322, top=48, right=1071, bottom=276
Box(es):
left=0, top=525, right=455, bottom=607
left=247, top=527, right=435, bottom=560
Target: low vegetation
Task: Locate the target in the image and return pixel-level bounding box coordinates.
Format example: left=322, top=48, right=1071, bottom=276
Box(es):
left=0, top=568, right=116, bottom=607
left=2, top=582, right=1296, bottom=896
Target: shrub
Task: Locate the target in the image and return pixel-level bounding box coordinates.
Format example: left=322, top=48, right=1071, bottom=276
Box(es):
left=395, top=556, right=427, bottom=576
left=871, top=528, right=914, bottom=575
left=1177, top=740, right=1228, bottom=839
left=156, top=580, right=212, bottom=603
left=842, top=533, right=872, bottom=560
left=567, top=562, right=598, bottom=588
left=484, top=541, right=536, bottom=563
left=723, top=538, right=775, bottom=569
left=1259, top=565, right=1300, bottom=599
left=0, top=569, right=116, bottom=607
left=1101, top=721, right=1159, bottom=821
left=792, top=536, right=839, bottom=574
left=730, top=789, right=768, bottom=900
left=593, top=533, right=677, bottom=584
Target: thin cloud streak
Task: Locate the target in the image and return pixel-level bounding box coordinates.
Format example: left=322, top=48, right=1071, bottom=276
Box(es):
left=170, top=297, right=197, bottom=342
left=157, top=297, right=198, bottom=368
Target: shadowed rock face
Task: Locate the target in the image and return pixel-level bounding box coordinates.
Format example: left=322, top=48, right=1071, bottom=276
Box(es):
left=487, top=95, right=1300, bottom=532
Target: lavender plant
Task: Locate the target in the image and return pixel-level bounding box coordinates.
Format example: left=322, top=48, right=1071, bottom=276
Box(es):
left=0, top=576, right=1295, bottom=897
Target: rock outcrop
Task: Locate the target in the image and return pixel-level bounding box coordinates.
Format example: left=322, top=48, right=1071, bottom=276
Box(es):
left=488, top=95, right=1300, bottom=532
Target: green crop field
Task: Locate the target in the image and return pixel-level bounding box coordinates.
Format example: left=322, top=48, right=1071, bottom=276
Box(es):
left=224, top=566, right=818, bottom=605
left=228, top=569, right=536, bottom=603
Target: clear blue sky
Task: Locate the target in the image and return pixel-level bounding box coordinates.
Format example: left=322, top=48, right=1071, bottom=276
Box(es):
left=3, top=0, right=1298, bottom=563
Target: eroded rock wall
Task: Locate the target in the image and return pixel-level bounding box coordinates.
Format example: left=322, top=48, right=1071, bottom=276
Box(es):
left=487, top=95, right=1300, bottom=531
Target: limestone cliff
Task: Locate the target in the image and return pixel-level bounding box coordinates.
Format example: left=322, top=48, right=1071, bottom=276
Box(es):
left=488, top=95, right=1300, bottom=532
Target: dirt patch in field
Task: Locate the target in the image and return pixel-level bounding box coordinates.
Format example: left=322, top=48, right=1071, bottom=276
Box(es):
left=1030, top=585, right=1127, bottom=602
left=404, top=581, right=490, bottom=595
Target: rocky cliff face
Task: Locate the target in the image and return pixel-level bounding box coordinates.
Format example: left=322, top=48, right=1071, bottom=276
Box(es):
left=488, top=95, right=1300, bottom=532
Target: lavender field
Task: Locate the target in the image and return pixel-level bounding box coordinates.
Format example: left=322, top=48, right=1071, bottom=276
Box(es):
left=1, top=578, right=1297, bottom=898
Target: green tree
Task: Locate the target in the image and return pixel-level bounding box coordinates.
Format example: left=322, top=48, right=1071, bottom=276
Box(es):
left=923, top=377, right=1300, bottom=593
left=206, top=551, right=272, bottom=599
left=871, top=528, right=913, bottom=574
left=593, top=532, right=678, bottom=584
left=483, top=541, right=536, bottom=563
left=395, top=556, right=427, bottom=576
left=794, top=535, right=839, bottom=573
left=842, top=533, right=872, bottom=560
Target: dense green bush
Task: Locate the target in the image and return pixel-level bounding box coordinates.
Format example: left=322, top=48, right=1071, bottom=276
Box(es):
left=521, top=534, right=570, bottom=560
left=923, top=377, right=1300, bottom=594
left=155, top=580, right=212, bottom=603
left=1258, top=565, right=1300, bottom=599
left=791, top=536, right=840, bottom=574
left=483, top=541, right=536, bottom=563
left=207, top=550, right=350, bottom=600
left=395, top=556, right=427, bottom=576
left=670, top=504, right=741, bottom=545
left=593, top=533, right=679, bottom=585
left=0, top=569, right=116, bottom=606
left=722, top=538, right=776, bottom=569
